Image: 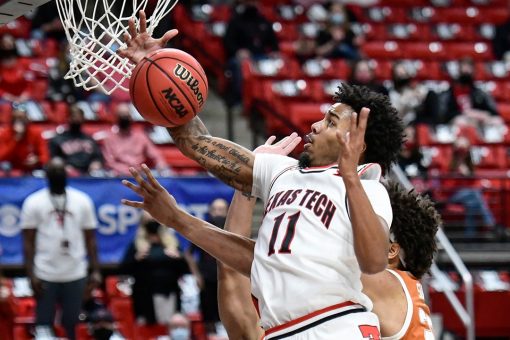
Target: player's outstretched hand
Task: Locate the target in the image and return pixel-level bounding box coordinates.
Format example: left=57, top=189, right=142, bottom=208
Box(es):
left=253, top=132, right=302, bottom=155
left=118, top=10, right=179, bottom=64
left=121, top=164, right=182, bottom=226
left=337, top=107, right=370, bottom=178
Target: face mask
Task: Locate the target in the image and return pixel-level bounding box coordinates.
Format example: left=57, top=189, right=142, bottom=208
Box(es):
left=69, top=122, right=82, bottom=134
left=330, top=13, right=345, bottom=25
left=92, top=327, right=114, bottom=340
left=170, top=327, right=190, bottom=340
left=47, top=168, right=67, bottom=195
left=394, top=77, right=411, bottom=89
left=243, top=5, right=259, bottom=18
left=209, top=216, right=226, bottom=228
left=117, top=116, right=131, bottom=130
left=457, top=73, right=473, bottom=85
left=145, top=220, right=161, bottom=235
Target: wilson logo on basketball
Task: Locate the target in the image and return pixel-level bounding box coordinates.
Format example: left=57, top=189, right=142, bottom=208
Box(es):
left=161, top=88, right=189, bottom=118
left=174, top=64, right=205, bottom=108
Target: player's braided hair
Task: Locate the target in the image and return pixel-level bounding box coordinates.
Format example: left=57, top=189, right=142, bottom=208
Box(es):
left=334, top=83, right=404, bottom=174
left=386, top=181, right=441, bottom=279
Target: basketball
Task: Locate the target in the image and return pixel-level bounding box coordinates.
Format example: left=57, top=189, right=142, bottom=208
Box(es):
left=129, top=48, right=208, bottom=127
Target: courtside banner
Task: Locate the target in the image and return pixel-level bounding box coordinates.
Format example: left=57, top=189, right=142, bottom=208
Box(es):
left=0, top=177, right=233, bottom=265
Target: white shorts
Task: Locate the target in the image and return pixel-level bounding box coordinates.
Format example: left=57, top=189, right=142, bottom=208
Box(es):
left=263, top=302, right=381, bottom=340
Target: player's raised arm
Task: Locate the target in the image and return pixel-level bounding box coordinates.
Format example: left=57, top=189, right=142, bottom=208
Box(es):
left=119, top=11, right=255, bottom=193
left=121, top=164, right=255, bottom=276
left=337, top=108, right=389, bottom=274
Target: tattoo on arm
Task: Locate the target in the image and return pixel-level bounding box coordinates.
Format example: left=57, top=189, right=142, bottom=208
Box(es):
left=167, top=118, right=254, bottom=192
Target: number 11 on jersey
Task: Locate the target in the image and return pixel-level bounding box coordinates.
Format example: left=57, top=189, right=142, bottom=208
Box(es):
left=268, top=212, right=301, bottom=256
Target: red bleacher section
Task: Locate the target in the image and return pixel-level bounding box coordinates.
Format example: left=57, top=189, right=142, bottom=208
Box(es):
left=173, top=0, right=510, bottom=228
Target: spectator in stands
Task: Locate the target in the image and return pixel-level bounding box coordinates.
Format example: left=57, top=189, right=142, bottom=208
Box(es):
left=48, top=42, right=86, bottom=103
left=493, top=8, right=510, bottom=61
left=21, top=157, right=102, bottom=340
left=102, top=103, right=169, bottom=176
left=164, top=313, right=191, bottom=340
left=187, top=198, right=229, bottom=336
left=120, top=212, right=189, bottom=325
left=437, top=58, right=504, bottom=140
left=223, top=0, right=279, bottom=106
left=49, top=104, right=104, bottom=176
left=0, top=271, right=15, bottom=340
left=314, top=2, right=361, bottom=60
left=0, top=107, right=49, bottom=174
left=348, top=59, right=388, bottom=95
left=30, top=2, right=66, bottom=41
left=88, top=308, right=125, bottom=340
left=397, top=126, right=426, bottom=178
left=388, top=62, right=436, bottom=127
left=0, top=34, right=32, bottom=103
left=446, top=137, right=497, bottom=237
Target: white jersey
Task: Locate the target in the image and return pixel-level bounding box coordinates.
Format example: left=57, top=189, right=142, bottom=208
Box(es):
left=251, top=154, right=393, bottom=329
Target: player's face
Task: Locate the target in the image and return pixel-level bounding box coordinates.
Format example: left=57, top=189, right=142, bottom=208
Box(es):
left=302, top=103, right=352, bottom=167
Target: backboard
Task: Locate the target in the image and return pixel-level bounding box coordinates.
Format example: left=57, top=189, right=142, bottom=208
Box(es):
left=0, top=0, right=51, bottom=25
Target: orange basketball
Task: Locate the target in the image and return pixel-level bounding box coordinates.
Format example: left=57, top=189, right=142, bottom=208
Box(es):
left=129, top=48, right=208, bottom=127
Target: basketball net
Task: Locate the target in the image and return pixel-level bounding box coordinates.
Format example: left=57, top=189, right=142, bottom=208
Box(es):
left=56, top=0, right=178, bottom=94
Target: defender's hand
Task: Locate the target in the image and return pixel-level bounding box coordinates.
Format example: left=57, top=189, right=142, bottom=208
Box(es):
left=121, top=164, right=181, bottom=226
left=253, top=133, right=302, bottom=155
left=118, top=10, right=179, bottom=64
left=337, top=107, right=370, bottom=178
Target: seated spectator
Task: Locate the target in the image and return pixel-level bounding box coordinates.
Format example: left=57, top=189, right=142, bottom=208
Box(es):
left=349, top=59, right=388, bottom=95
left=0, top=34, right=32, bottom=103
left=157, top=313, right=191, bottom=340
left=120, top=213, right=189, bottom=325
left=437, top=58, right=504, bottom=140
left=493, top=6, right=510, bottom=61
left=398, top=126, right=427, bottom=178
left=0, top=107, right=49, bottom=173
left=88, top=308, right=125, bottom=340
left=224, top=0, right=279, bottom=106
left=314, top=2, right=361, bottom=60
left=49, top=105, right=104, bottom=176
left=388, top=62, right=437, bottom=126
left=102, top=103, right=169, bottom=176
left=446, top=137, right=497, bottom=237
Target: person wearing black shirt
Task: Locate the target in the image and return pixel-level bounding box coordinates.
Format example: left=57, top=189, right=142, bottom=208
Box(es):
left=49, top=105, right=103, bottom=175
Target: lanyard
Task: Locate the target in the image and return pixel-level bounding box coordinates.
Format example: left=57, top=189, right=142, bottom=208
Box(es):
left=50, top=192, right=67, bottom=228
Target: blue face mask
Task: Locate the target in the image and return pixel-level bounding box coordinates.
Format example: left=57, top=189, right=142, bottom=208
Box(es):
left=330, top=13, right=345, bottom=25
left=170, top=327, right=190, bottom=340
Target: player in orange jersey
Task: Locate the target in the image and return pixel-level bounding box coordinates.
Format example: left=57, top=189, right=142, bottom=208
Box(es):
left=217, top=180, right=440, bottom=340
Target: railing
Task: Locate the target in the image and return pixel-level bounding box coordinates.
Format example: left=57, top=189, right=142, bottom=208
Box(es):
left=390, top=164, right=475, bottom=340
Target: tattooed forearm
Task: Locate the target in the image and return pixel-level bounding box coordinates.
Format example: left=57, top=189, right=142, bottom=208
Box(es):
left=166, top=117, right=255, bottom=192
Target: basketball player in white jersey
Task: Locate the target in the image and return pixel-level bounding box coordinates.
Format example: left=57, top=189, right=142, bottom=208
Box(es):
left=215, top=180, right=440, bottom=340
left=120, top=11, right=405, bottom=339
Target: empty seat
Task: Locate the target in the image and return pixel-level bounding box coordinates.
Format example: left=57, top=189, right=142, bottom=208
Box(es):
left=361, top=41, right=403, bottom=59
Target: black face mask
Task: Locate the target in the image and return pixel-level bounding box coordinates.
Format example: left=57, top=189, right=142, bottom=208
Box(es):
left=242, top=4, right=259, bottom=19
left=145, top=220, right=161, bottom=235
left=394, top=77, right=411, bottom=89
left=457, top=73, right=473, bottom=85
left=117, top=117, right=131, bottom=130
left=92, top=327, right=114, bottom=340
left=209, top=216, right=226, bottom=228
left=47, top=169, right=67, bottom=195
left=69, top=122, right=82, bottom=134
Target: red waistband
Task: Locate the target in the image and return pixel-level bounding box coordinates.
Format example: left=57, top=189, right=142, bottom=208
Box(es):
left=264, top=301, right=356, bottom=337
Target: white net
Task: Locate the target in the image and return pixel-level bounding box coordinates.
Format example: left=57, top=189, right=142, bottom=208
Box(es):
left=56, top=0, right=178, bottom=94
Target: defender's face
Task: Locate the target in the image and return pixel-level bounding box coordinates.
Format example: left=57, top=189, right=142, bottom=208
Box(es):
left=302, top=103, right=353, bottom=167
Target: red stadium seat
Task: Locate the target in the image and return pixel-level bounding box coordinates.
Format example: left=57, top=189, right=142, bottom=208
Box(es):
left=134, top=324, right=168, bottom=340
left=401, top=42, right=447, bottom=60
left=361, top=41, right=403, bottom=59
left=497, top=102, right=510, bottom=124
left=471, top=145, right=508, bottom=169
left=443, top=42, right=493, bottom=61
